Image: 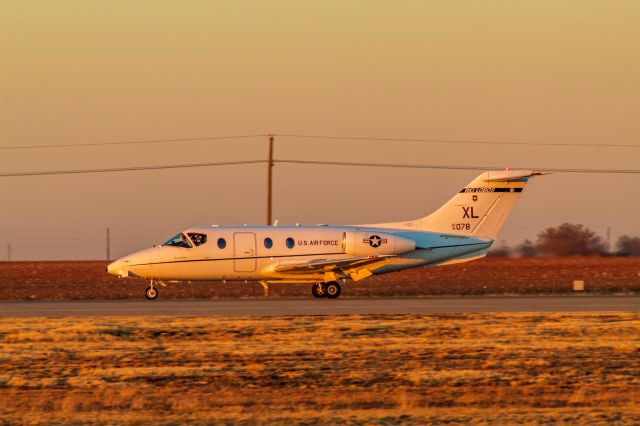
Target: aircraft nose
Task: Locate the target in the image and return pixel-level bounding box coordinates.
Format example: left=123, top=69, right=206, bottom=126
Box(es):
left=106, top=259, right=123, bottom=277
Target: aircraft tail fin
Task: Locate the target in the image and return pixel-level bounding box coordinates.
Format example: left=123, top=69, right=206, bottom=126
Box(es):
left=414, top=170, right=544, bottom=238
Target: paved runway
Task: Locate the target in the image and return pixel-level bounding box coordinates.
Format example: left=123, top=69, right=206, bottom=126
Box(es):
left=0, top=296, right=639, bottom=317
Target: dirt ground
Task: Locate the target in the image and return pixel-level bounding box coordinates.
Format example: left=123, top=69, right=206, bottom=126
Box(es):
left=0, top=257, right=639, bottom=300
left=0, top=313, right=639, bottom=425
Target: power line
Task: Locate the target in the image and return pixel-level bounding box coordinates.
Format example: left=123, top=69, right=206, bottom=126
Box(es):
left=0, top=160, right=267, bottom=177
left=3, top=132, right=640, bottom=150
left=2, top=158, right=640, bottom=177
left=0, top=134, right=266, bottom=150
left=276, top=159, right=640, bottom=174
left=278, top=160, right=491, bottom=171
left=275, top=134, right=640, bottom=148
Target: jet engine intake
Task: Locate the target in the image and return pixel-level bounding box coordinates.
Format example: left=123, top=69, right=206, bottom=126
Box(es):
left=343, top=231, right=415, bottom=256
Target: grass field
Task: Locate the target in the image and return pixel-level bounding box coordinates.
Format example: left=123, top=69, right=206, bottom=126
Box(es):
left=1, top=256, right=640, bottom=300
left=1, top=313, right=639, bottom=424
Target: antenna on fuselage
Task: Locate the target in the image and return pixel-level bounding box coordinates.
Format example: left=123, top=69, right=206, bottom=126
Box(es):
left=273, top=219, right=279, bottom=227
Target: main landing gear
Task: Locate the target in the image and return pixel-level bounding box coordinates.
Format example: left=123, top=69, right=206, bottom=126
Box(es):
left=311, top=281, right=342, bottom=299
left=145, top=281, right=158, bottom=300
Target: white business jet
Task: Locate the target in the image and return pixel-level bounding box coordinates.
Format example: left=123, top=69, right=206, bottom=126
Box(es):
left=107, top=170, right=542, bottom=299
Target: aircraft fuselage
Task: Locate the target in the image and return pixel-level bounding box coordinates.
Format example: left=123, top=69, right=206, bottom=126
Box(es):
left=107, top=225, right=492, bottom=283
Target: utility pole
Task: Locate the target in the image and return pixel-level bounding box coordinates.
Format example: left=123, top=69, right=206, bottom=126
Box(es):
left=7, top=243, right=11, bottom=261
left=266, top=135, right=274, bottom=226
left=106, top=228, right=111, bottom=261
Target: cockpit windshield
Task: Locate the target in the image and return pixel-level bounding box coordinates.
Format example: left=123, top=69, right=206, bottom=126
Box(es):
left=161, top=233, right=193, bottom=248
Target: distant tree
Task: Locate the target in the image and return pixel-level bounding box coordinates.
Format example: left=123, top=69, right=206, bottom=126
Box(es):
left=488, top=244, right=512, bottom=257
left=516, top=239, right=538, bottom=257
left=536, top=223, right=606, bottom=257
left=616, top=235, right=640, bottom=256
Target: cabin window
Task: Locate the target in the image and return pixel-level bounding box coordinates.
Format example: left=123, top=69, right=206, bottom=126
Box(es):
left=162, top=233, right=192, bottom=249
left=217, top=238, right=227, bottom=249
left=286, top=237, right=295, bottom=249
left=264, top=237, right=273, bottom=249
left=187, top=233, right=207, bottom=246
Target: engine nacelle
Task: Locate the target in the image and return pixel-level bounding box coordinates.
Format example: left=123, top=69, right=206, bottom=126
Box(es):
left=343, top=231, right=416, bottom=256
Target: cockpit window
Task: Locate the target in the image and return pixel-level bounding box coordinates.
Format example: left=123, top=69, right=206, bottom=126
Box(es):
left=162, top=233, right=193, bottom=248
left=187, top=233, right=207, bottom=246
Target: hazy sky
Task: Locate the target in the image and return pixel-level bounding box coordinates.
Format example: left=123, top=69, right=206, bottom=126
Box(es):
left=1, top=1, right=639, bottom=260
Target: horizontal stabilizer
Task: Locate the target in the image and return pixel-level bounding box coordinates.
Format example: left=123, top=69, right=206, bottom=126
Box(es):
left=482, top=170, right=547, bottom=183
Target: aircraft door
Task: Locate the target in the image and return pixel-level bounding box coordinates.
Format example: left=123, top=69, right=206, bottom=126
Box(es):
left=233, top=232, right=257, bottom=272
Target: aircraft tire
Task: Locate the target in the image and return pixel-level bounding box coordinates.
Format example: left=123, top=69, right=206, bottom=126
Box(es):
left=145, top=286, right=158, bottom=300
left=325, top=282, right=341, bottom=299
left=311, top=283, right=327, bottom=298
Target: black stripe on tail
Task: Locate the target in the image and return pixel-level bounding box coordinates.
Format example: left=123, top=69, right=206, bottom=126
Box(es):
left=459, top=187, right=524, bottom=193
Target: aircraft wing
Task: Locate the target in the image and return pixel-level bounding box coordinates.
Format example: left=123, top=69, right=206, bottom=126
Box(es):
left=273, top=255, right=396, bottom=274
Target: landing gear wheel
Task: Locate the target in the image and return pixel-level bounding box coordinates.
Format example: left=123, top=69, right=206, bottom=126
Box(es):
left=311, top=283, right=327, bottom=298
left=145, top=286, right=158, bottom=300
left=325, top=281, right=342, bottom=299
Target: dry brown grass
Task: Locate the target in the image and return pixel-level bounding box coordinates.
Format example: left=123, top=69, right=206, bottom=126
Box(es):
left=1, top=257, right=640, bottom=300
left=1, top=313, right=640, bottom=424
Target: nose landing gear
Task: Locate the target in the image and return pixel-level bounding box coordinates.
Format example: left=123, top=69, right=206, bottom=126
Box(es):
left=145, top=281, right=158, bottom=300
left=311, top=281, right=342, bottom=299
left=311, top=283, right=326, bottom=298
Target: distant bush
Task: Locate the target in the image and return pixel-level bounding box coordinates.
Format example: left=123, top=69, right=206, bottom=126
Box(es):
left=536, top=223, right=606, bottom=257
left=616, top=236, right=640, bottom=256
left=515, top=239, right=538, bottom=257
left=487, top=245, right=512, bottom=257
